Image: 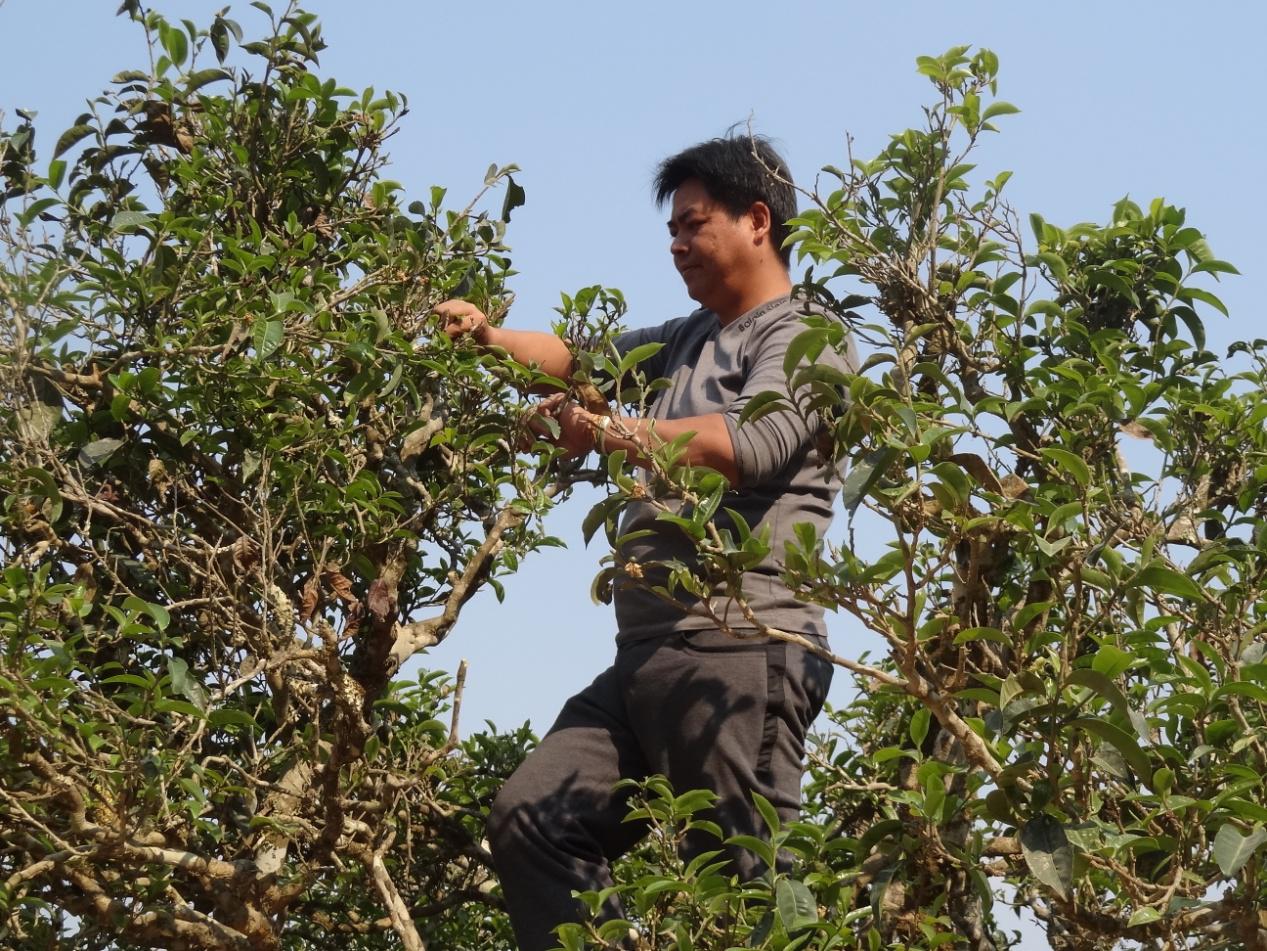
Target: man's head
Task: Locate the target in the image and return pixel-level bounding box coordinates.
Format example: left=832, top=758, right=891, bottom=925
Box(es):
left=654, top=135, right=797, bottom=320
left=654, top=135, right=796, bottom=268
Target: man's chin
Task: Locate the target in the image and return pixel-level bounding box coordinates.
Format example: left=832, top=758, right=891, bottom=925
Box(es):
left=679, top=274, right=707, bottom=306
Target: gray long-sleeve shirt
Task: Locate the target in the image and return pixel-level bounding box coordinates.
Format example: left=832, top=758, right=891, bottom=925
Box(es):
left=609, top=294, right=857, bottom=644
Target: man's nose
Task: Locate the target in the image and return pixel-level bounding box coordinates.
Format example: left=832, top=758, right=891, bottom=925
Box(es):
left=670, top=232, right=688, bottom=257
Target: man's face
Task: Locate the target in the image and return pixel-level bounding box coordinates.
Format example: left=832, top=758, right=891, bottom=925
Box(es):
left=667, top=178, right=756, bottom=311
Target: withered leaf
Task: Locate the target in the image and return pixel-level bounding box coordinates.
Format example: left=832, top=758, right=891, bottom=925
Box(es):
left=298, top=576, right=320, bottom=623
left=366, top=578, right=396, bottom=622
left=1000, top=473, right=1030, bottom=499
left=322, top=569, right=358, bottom=606
left=574, top=382, right=610, bottom=416
left=949, top=452, right=1003, bottom=495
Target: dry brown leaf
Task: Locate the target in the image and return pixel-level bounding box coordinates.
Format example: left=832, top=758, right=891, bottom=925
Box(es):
left=1000, top=473, right=1030, bottom=499
left=949, top=452, right=1003, bottom=494
left=574, top=382, right=610, bottom=416
left=298, top=576, right=320, bottom=624
left=322, top=569, right=358, bottom=607
left=367, top=578, right=396, bottom=622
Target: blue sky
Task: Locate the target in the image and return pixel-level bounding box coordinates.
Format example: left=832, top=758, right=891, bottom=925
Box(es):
left=3, top=0, right=1264, bottom=746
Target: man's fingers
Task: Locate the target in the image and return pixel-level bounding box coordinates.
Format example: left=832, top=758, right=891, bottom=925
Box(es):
left=431, top=299, right=486, bottom=340
left=536, top=393, right=567, bottom=414
left=519, top=394, right=572, bottom=451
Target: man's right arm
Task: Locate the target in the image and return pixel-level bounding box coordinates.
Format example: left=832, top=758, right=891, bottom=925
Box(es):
left=433, top=299, right=574, bottom=383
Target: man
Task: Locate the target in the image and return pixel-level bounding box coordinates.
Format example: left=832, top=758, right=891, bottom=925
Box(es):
left=435, top=135, right=855, bottom=950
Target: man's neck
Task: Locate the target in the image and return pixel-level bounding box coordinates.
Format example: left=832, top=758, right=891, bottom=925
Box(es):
left=712, top=269, right=793, bottom=326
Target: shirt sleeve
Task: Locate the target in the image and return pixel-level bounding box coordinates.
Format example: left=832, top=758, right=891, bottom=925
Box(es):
left=611, top=320, right=673, bottom=384
left=722, top=311, right=856, bottom=487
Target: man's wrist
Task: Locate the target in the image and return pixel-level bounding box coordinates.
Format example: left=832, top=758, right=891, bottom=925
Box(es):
left=592, top=413, right=612, bottom=452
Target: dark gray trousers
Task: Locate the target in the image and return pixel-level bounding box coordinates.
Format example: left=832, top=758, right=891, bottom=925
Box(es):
left=486, top=630, right=833, bottom=951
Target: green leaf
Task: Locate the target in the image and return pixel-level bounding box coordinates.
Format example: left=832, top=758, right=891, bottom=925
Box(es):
left=1029, top=212, right=1047, bottom=244
left=1172, top=304, right=1206, bottom=350
left=1179, top=285, right=1229, bottom=318
left=1192, top=259, right=1240, bottom=277
left=752, top=791, right=781, bottom=836
left=783, top=326, right=828, bottom=378
left=162, top=23, right=189, bottom=66
left=589, top=566, right=616, bottom=605
left=1214, top=681, right=1267, bottom=705
left=952, top=626, right=1009, bottom=646
left=20, top=467, right=63, bottom=523
left=102, top=674, right=154, bottom=689
left=909, top=706, right=931, bottom=748
left=1072, top=718, right=1151, bottom=778
left=1131, top=564, right=1204, bottom=602
left=1034, top=251, right=1068, bottom=282
left=775, top=878, right=819, bottom=932
left=1020, top=815, right=1073, bottom=900
left=166, top=656, right=207, bottom=710
left=1067, top=668, right=1129, bottom=717
left=672, top=788, right=717, bottom=816
left=210, top=18, right=231, bottom=62
left=79, top=437, right=125, bottom=466
left=1212, top=823, right=1267, bottom=877
left=1092, top=645, right=1134, bottom=678
left=1039, top=447, right=1090, bottom=487
left=186, top=68, right=232, bottom=93
left=46, top=159, right=67, bottom=190
left=1127, top=907, right=1161, bottom=927
left=999, top=674, right=1028, bottom=710
left=841, top=446, right=897, bottom=512
left=581, top=496, right=620, bottom=547
left=982, top=101, right=1020, bottom=121
left=209, top=708, right=258, bottom=730
left=1086, top=268, right=1140, bottom=306
left=252, top=319, right=284, bottom=360
left=617, top=342, right=663, bottom=375
left=53, top=123, right=95, bottom=158
left=16, top=376, right=63, bottom=443
left=727, top=834, right=776, bottom=869
left=737, top=390, right=789, bottom=426
left=500, top=174, right=526, bottom=222
left=154, top=698, right=204, bottom=718
left=143, top=602, right=171, bottom=630
left=110, top=210, right=154, bottom=232
left=597, top=920, right=638, bottom=943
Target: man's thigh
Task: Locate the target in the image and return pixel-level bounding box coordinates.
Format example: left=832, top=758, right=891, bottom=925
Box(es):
left=493, top=663, right=650, bottom=862
left=619, top=632, right=832, bottom=862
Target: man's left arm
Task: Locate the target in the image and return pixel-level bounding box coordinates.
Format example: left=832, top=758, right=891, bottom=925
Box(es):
left=720, top=314, right=856, bottom=487
left=550, top=311, right=854, bottom=488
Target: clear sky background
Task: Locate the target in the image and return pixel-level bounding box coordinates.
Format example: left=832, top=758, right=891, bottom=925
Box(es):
left=2, top=3, right=1264, bottom=942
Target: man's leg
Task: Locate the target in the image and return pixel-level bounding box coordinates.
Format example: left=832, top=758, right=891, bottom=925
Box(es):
left=620, top=631, right=833, bottom=877
left=487, top=663, right=650, bottom=951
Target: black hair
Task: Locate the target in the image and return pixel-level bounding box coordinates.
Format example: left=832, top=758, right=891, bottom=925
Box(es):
left=653, top=133, right=796, bottom=267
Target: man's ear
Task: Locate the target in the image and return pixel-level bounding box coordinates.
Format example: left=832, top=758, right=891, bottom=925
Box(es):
left=747, top=201, right=773, bottom=244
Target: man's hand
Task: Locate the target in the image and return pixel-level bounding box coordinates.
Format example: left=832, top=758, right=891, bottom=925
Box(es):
left=530, top=393, right=599, bottom=458
left=432, top=301, right=578, bottom=383
left=434, top=299, right=490, bottom=344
